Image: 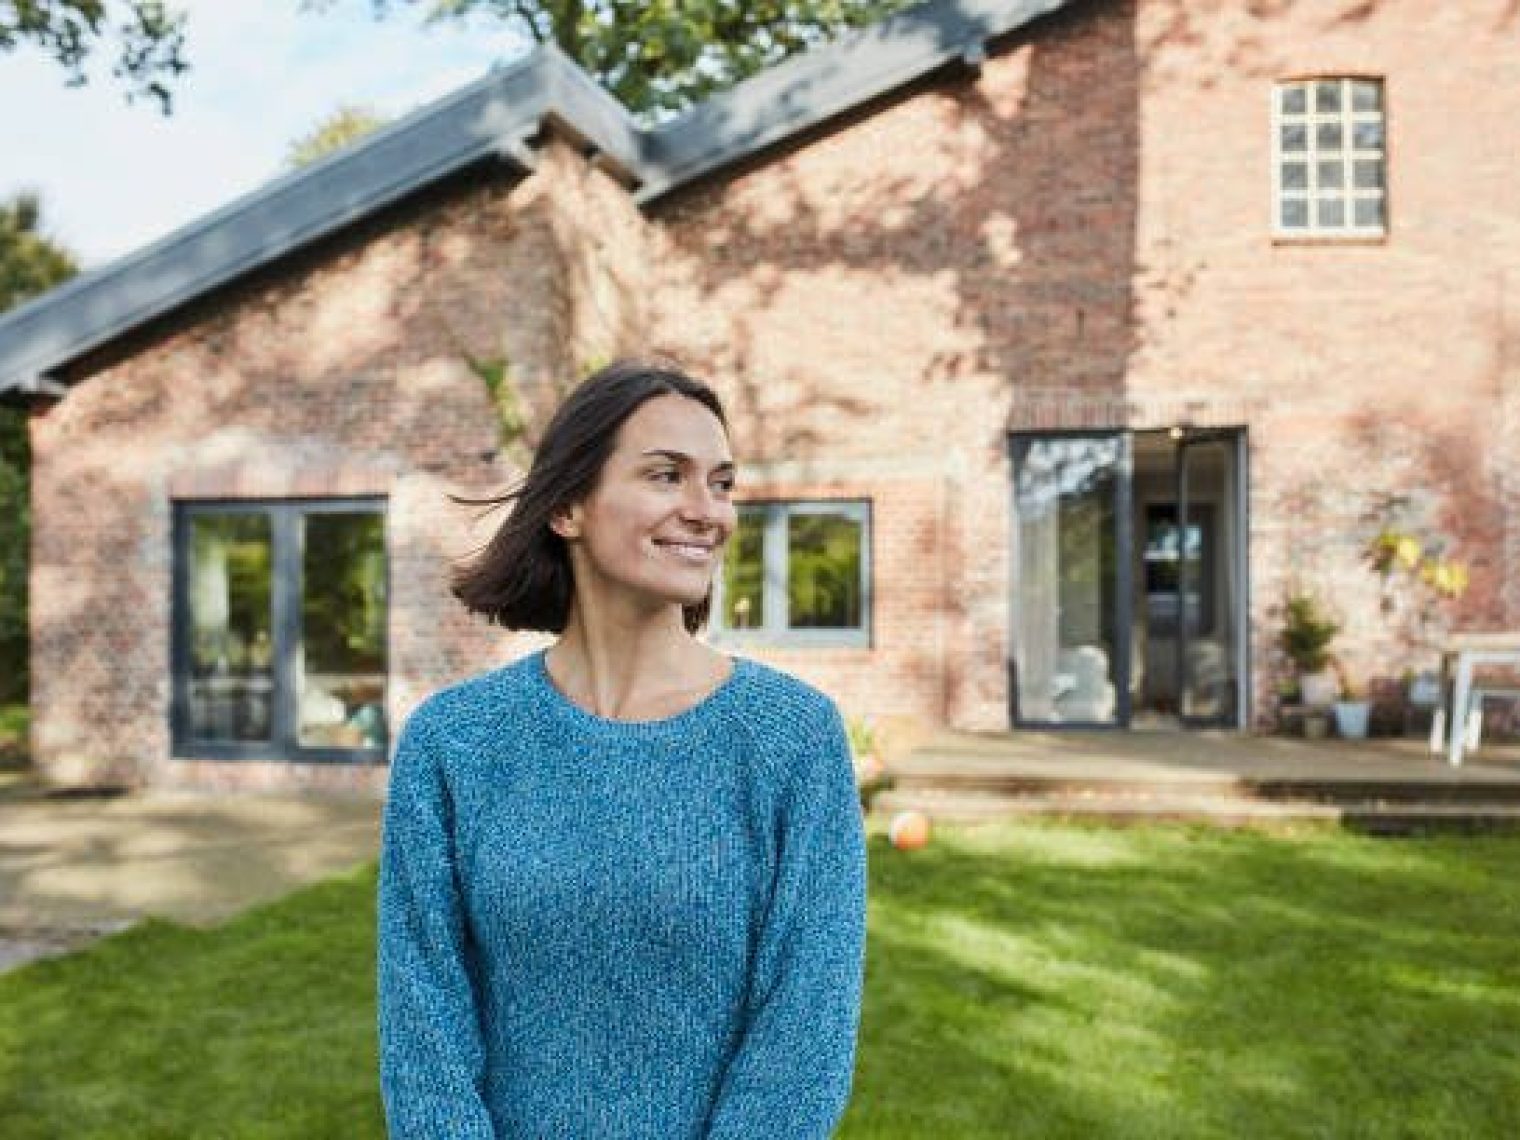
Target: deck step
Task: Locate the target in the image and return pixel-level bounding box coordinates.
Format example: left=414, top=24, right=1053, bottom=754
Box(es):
left=886, top=769, right=1520, bottom=805
left=870, top=789, right=1520, bottom=835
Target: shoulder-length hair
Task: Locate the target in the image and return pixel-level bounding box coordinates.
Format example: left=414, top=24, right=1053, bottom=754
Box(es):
left=448, top=358, right=730, bottom=634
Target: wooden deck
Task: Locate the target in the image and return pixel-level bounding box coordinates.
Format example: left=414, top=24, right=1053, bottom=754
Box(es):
left=875, top=730, right=1520, bottom=833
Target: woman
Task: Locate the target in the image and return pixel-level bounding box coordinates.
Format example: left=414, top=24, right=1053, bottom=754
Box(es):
left=377, top=359, right=868, bottom=1138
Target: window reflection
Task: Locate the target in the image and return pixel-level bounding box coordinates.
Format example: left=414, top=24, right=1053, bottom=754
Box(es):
left=299, top=513, right=388, bottom=749
left=188, top=514, right=273, bottom=742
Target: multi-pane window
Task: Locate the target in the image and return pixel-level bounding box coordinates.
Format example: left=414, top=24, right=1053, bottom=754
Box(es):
left=173, top=499, right=388, bottom=760
left=1274, top=78, right=1386, bottom=237
left=715, top=501, right=870, bottom=645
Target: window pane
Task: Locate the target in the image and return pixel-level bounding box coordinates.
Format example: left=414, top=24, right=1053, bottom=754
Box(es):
left=1316, top=122, right=1343, bottom=150
left=1317, top=197, right=1346, bottom=227
left=299, top=512, right=388, bottom=749
left=1351, top=79, right=1382, bottom=111
left=1280, top=198, right=1309, bottom=228
left=787, top=512, right=863, bottom=630
left=1278, top=85, right=1307, bottom=115
left=1353, top=197, right=1386, bottom=229
left=1316, top=159, right=1344, bottom=189
left=1280, top=124, right=1307, bottom=153
left=721, top=511, right=766, bottom=630
left=187, top=514, right=273, bottom=742
left=1280, top=162, right=1308, bottom=190
left=1352, top=120, right=1384, bottom=149
left=1315, top=80, right=1342, bottom=112
left=1352, top=159, right=1385, bottom=189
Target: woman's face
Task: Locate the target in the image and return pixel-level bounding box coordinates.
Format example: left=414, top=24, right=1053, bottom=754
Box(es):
left=554, top=394, right=737, bottom=614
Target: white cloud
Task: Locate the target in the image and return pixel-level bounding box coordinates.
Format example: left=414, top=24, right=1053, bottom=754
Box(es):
left=0, top=0, right=530, bottom=268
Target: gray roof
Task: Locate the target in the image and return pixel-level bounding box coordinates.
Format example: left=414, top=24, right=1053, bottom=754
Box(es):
left=0, top=0, right=1073, bottom=403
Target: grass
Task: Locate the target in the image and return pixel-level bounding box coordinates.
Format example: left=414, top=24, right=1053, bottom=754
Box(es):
left=1, top=822, right=1518, bottom=1137
left=0, top=703, right=27, bottom=758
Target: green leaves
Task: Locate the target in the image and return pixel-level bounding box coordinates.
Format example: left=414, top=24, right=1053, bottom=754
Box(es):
left=0, top=2, right=188, bottom=113
left=360, top=0, right=912, bottom=117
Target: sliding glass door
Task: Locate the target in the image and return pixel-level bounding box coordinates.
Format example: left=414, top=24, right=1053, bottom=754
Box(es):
left=172, top=498, right=389, bottom=761
left=1010, top=435, right=1131, bottom=727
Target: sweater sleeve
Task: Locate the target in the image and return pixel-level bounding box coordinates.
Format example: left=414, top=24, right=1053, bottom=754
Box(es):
left=704, top=700, right=869, bottom=1139
left=376, top=709, right=496, bottom=1139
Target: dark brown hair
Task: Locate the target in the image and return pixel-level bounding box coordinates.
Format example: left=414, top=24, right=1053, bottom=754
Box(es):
left=448, top=358, right=730, bottom=634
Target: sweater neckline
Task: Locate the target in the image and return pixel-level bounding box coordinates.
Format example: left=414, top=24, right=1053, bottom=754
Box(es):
left=527, top=647, right=750, bottom=742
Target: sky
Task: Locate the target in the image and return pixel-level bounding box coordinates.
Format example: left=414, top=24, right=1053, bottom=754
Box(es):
left=0, top=1, right=532, bottom=269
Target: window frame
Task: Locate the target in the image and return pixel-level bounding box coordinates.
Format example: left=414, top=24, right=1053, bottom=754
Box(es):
left=169, top=496, right=390, bottom=764
left=1271, top=75, right=1389, bottom=242
left=711, top=499, right=872, bottom=649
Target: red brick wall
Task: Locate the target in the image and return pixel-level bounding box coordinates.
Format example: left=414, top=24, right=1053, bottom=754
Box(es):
left=646, top=0, right=1520, bottom=730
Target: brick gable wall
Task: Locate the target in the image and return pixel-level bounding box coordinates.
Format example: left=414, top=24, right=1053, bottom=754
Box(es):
left=26, top=0, right=1520, bottom=785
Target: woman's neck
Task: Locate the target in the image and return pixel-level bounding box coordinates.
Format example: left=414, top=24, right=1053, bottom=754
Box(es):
left=546, top=607, right=728, bottom=722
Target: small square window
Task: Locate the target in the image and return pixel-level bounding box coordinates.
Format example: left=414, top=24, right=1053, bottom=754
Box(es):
left=1273, top=77, right=1386, bottom=237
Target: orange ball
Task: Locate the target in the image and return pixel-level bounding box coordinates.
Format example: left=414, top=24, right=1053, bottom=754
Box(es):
left=888, top=810, right=931, bottom=850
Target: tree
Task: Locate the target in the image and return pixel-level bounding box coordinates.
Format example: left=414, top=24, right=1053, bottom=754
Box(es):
left=1, top=0, right=188, bottom=113
left=322, top=0, right=912, bottom=117
left=286, top=104, right=392, bottom=169
left=0, top=193, right=78, bottom=704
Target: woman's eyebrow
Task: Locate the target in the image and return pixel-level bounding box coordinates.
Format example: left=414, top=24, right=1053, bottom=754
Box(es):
left=640, top=449, right=736, bottom=472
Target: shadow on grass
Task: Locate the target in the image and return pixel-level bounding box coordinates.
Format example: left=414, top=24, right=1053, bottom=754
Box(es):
left=842, top=824, right=1520, bottom=1139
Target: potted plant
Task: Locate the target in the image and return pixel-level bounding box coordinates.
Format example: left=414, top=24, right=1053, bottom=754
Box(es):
left=1331, top=657, right=1370, bottom=739
left=1279, top=592, right=1341, bottom=708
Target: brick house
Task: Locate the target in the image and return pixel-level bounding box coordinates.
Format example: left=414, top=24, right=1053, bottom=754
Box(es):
left=2, top=0, right=1517, bottom=791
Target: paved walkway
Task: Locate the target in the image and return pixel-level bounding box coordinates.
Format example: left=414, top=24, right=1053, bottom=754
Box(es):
left=0, top=772, right=382, bottom=973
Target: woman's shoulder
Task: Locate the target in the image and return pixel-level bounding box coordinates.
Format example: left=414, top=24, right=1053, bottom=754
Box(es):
left=725, top=655, right=844, bottom=737
left=402, top=651, right=544, bottom=741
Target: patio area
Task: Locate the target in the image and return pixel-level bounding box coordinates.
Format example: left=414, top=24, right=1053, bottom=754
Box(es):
left=879, top=729, right=1520, bottom=831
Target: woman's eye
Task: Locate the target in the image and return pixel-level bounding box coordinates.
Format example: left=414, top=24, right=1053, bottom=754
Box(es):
left=713, top=477, right=736, bottom=494
left=650, top=468, right=680, bottom=483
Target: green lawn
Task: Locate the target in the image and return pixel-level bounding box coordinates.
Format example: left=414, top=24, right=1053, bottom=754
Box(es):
left=1, top=821, right=1518, bottom=1138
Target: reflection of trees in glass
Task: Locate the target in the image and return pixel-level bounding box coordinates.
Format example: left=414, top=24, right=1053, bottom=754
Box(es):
left=789, top=514, right=861, bottom=628
left=190, top=515, right=271, bottom=676
left=303, top=514, right=386, bottom=673
left=722, top=512, right=765, bottom=628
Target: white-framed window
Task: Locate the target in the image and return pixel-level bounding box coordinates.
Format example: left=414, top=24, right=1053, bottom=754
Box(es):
left=713, top=500, right=871, bottom=646
left=1273, top=77, right=1386, bottom=238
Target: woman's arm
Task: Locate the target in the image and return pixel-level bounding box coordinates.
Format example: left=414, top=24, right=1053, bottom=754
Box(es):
left=704, top=700, right=869, bottom=1138
left=376, top=710, right=496, bottom=1139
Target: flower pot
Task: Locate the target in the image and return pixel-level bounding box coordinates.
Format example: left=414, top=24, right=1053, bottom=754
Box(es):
left=1303, top=710, right=1331, bottom=739
left=1333, top=700, right=1370, bottom=739
left=1299, top=670, right=1340, bottom=708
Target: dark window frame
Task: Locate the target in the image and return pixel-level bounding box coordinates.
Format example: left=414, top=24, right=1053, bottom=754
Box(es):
left=711, top=499, right=872, bottom=649
left=169, top=496, right=389, bottom=764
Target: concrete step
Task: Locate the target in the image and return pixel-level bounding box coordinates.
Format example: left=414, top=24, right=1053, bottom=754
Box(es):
left=885, top=768, right=1520, bottom=805
left=870, top=789, right=1520, bottom=835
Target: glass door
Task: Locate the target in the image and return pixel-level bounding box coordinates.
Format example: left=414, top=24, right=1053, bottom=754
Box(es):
left=1010, top=435, right=1132, bottom=726
left=1176, top=432, right=1244, bottom=726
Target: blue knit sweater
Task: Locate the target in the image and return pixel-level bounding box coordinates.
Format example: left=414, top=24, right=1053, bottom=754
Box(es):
left=376, top=649, right=869, bottom=1138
